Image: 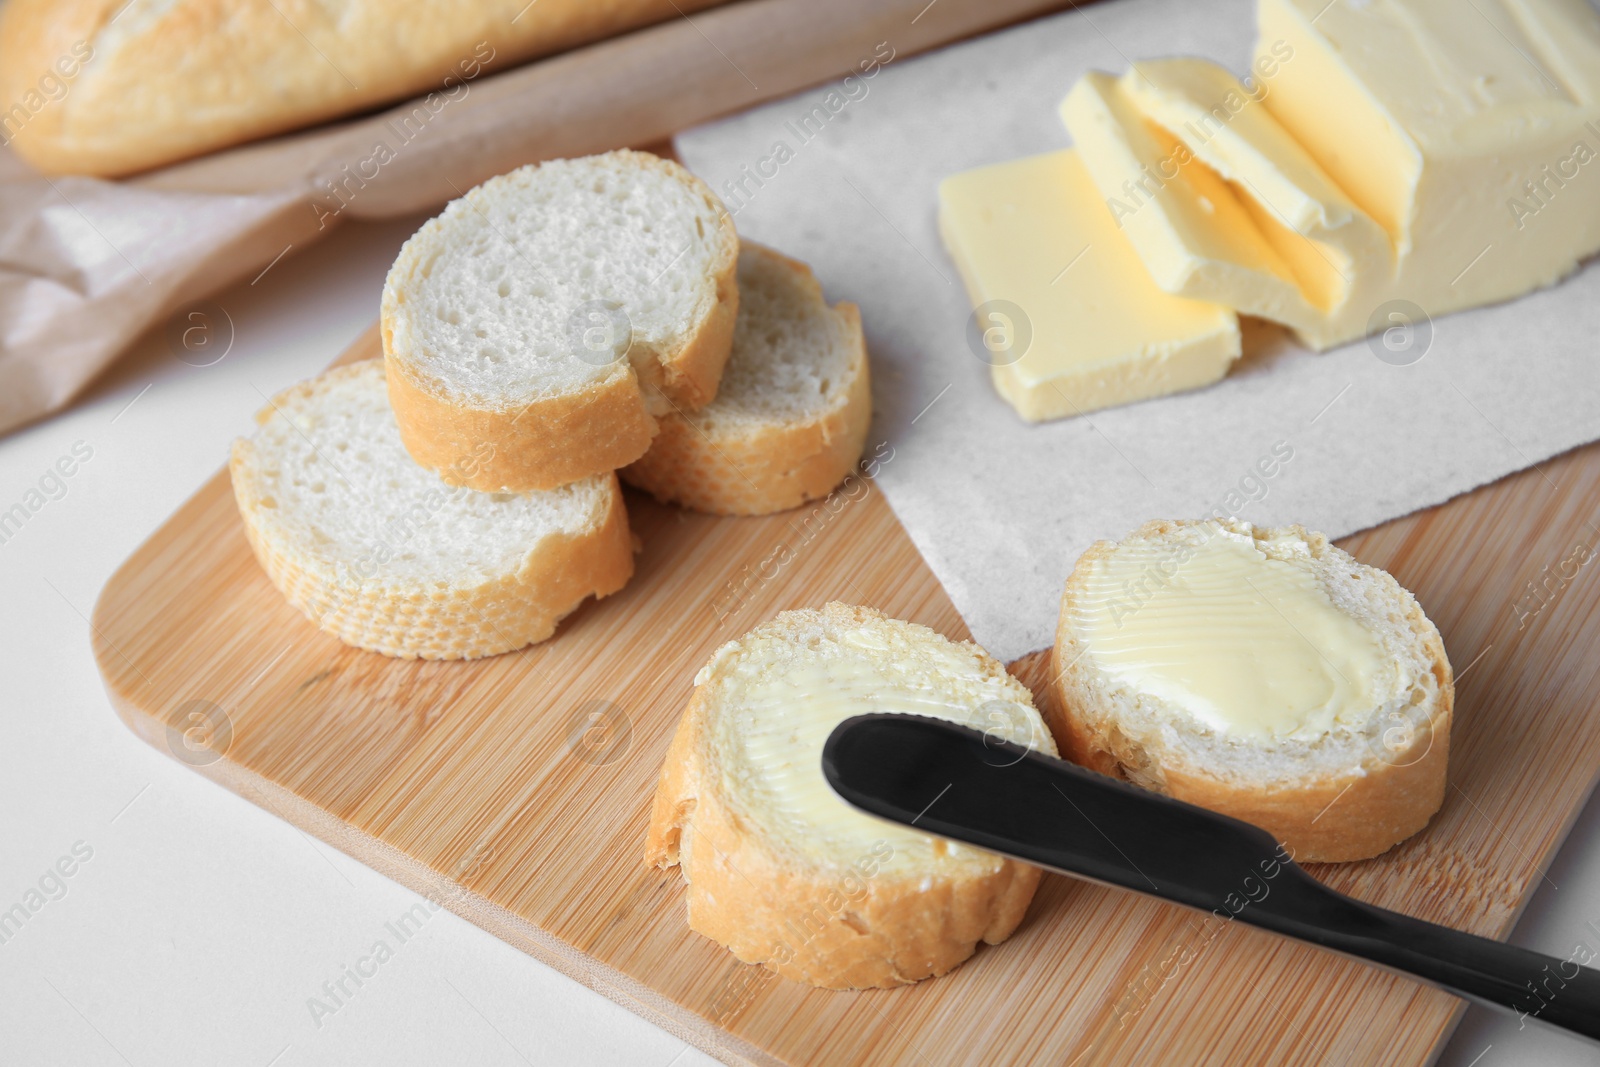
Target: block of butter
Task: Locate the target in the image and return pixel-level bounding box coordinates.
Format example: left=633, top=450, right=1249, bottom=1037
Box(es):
left=1118, top=58, right=1394, bottom=349
left=1059, top=71, right=1331, bottom=341
left=1257, top=0, right=1600, bottom=318
left=938, top=150, right=1241, bottom=423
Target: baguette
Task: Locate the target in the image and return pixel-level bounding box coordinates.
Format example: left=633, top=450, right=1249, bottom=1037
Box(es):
left=647, top=602, right=1057, bottom=989
left=382, top=150, right=739, bottom=492
left=621, top=243, right=870, bottom=515
left=0, top=0, right=727, bottom=177
left=229, top=359, right=633, bottom=659
left=1051, top=519, right=1452, bottom=862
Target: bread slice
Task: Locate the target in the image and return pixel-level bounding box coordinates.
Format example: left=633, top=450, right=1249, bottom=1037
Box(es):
left=620, top=243, right=870, bottom=515
left=381, top=150, right=739, bottom=493
left=646, top=602, right=1057, bottom=989
left=1051, top=520, right=1453, bottom=863
left=230, top=360, right=633, bottom=659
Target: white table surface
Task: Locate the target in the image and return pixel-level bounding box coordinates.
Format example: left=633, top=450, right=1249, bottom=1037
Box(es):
left=1, top=212, right=1595, bottom=1067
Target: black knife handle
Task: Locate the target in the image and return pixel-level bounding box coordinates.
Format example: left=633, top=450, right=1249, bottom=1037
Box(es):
left=822, top=714, right=1600, bottom=1044
left=1242, top=861, right=1600, bottom=1040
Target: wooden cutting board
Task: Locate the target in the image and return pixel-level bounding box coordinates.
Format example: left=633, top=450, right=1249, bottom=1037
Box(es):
left=92, top=325, right=1600, bottom=1066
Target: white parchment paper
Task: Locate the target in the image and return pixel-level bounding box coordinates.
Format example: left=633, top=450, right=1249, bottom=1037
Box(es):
left=675, top=0, right=1600, bottom=661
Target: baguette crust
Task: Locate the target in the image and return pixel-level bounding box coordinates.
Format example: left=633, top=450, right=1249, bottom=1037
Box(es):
left=647, top=602, right=1046, bottom=989
left=1047, top=698, right=1452, bottom=864
left=0, top=0, right=727, bottom=176
left=230, top=362, right=635, bottom=659
left=623, top=247, right=872, bottom=515
left=1050, top=519, right=1453, bottom=863
left=383, top=354, right=659, bottom=493
left=652, top=248, right=741, bottom=414
left=381, top=151, right=739, bottom=492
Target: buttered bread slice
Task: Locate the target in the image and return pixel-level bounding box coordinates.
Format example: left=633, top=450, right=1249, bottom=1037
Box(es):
left=382, top=150, right=739, bottom=492
left=1052, top=520, right=1452, bottom=862
left=621, top=243, right=870, bottom=515
left=230, top=360, right=633, bottom=659
left=646, top=603, right=1056, bottom=989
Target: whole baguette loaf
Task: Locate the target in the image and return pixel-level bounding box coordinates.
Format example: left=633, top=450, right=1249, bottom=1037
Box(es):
left=0, top=0, right=727, bottom=177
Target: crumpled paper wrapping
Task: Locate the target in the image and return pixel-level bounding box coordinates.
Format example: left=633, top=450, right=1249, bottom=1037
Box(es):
left=0, top=0, right=1072, bottom=436
left=0, top=155, right=313, bottom=432
left=676, top=0, right=1600, bottom=660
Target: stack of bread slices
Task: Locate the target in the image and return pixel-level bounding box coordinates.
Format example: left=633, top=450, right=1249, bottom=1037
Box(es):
left=231, top=150, right=872, bottom=659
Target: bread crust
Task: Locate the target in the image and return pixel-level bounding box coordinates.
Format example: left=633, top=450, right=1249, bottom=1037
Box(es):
left=1050, top=519, right=1454, bottom=863
left=383, top=357, right=659, bottom=493
left=622, top=248, right=871, bottom=515
left=230, top=362, right=635, bottom=659
left=0, top=0, right=727, bottom=176
left=653, top=236, right=741, bottom=413
left=646, top=602, right=1045, bottom=989
left=381, top=151, right=739, bottom=492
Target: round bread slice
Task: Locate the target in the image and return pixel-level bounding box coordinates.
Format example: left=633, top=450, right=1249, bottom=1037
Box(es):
left=646, top=602, right=1057, bottom=989
left=230, top=360, right=633, bottom=659
left=1052, top=519, right=1453, bottom=863
left=620, top=243, right=871, bottom=515
left=381, top=150, right=739, bottom=493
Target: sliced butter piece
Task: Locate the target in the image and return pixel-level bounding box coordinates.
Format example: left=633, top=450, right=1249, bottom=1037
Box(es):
left=1060, top=71, right=1328, bottom=340
left=938, top=150, right=1240, bottom=423
left=1120, top=58, right=1394, bottom=349
left=1257, top=0, right=1600, bottom=315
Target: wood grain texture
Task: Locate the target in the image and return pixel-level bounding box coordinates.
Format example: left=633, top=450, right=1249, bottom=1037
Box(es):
left=92, top=326, right=1600, bottom=1065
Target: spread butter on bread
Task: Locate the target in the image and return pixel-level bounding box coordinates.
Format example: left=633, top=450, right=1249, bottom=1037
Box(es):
left=1052, top=519, right=1453, bottom=862
left=647, top=603, right=1056, bottom=988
